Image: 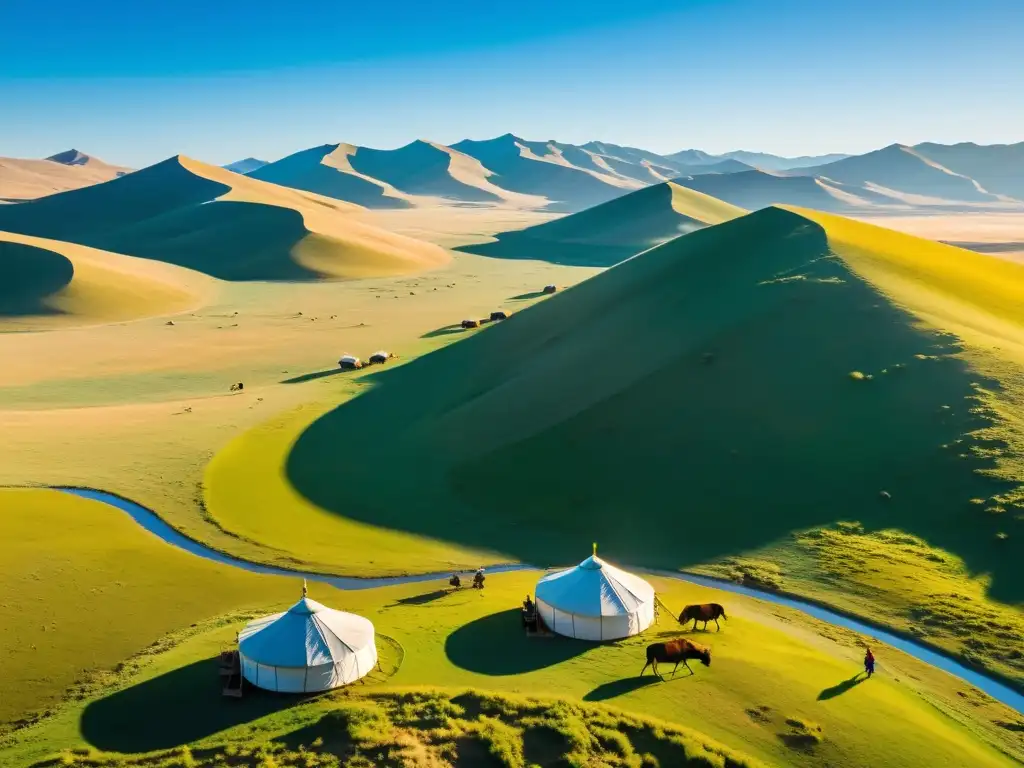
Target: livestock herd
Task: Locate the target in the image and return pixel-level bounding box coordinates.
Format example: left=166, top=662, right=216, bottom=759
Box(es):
left=642, top=602, right=728, bottom=679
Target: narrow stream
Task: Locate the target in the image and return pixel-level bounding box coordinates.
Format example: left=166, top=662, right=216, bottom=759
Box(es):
left=58, top=487, right=1023, bottom=714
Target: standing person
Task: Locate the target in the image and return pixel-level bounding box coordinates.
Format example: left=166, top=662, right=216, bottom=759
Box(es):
left=864, top=647, right=876, bottom=677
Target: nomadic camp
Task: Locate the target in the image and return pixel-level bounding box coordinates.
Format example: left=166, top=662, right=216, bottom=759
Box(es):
left=534, top=546, right=655, bottom=641
left=237, top=583, right=378, bottom=693
left=339, top=354, right=363, bottom=370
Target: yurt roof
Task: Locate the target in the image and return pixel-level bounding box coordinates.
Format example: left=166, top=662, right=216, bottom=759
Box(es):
left=339, top=354, right=359, bottom=363
left=535, top=554, right=654, bottom=618
left=239, top=596, right=375, bottom=668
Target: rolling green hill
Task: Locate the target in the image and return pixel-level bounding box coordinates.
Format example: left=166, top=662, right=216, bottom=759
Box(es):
left=461, top=181, right=745, bottom=265
left=0, top=156, right=449, bottom=280
left=282, top=207, right=1024, bottom=645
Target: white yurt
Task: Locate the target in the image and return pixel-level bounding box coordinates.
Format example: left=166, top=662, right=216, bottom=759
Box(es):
left=535, top=546, right=655, bottom=641
left=238, top=583, right=377, bottom=693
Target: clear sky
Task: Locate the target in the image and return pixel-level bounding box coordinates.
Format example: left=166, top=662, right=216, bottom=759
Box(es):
left=2, top=0, right=1021, bottom=167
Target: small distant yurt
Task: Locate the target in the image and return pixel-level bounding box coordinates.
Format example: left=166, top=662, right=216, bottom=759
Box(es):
left=369, top=350, right=390, bottom=365
left=339, top=354, right=362, bottom=370
left=535, top=546, right=655, bottom=641
left=238, top=584, right=377, bottom=693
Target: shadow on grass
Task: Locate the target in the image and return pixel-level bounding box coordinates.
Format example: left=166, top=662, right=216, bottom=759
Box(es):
left=80, top=657, right=312, bottom=752
left=281, top=368, right=348, bottom=384
left=421, top=324, right=466, bottom=339
left=583, top=676, right=661, bottom=702
left=817, top=673, right=867, bottom=701
left=445, top=609, right=588, bottom=675
left=389, top=588, right=452, bottom=607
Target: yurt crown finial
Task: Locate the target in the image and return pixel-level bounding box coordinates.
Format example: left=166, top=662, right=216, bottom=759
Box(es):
left=593, top=542, right=597, bottom=556
left=302, top=578, right=308, bottom=597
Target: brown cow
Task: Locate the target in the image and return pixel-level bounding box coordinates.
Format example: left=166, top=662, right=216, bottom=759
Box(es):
left=640, top=638, right=711, bottom=677
left=679, top=603, right=727, bottom=631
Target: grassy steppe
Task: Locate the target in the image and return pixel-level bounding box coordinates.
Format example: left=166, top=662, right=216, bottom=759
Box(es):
left=0, top=489, right=300, bottom=728
left=3, top=561, right=1018, bottom=768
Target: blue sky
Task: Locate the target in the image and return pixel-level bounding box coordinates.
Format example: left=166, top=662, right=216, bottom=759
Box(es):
left=2, top=0, right=1022, bottom=167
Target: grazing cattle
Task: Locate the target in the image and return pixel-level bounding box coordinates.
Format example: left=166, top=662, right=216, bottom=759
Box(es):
left=679, top=603, right=728, bottom=631
left=641, top=638, right=711, bottom=677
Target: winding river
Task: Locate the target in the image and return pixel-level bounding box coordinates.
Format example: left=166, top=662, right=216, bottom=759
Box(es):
left=59, top=487, right=1023, bottom=715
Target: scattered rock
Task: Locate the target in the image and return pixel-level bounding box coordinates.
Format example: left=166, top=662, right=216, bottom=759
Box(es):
left=165, top=321, right=174, bottom=326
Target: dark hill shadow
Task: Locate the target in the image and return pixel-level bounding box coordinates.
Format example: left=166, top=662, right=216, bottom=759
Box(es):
left=285, top=207, right=1022, bottom=605
left=584, top=676, right=661, bottom=701
left=456, top=184, right=694, bottom=267
left=445, top=609, right=588, bottom=675
left=95, top=200, right=320, bottom=281
left=817, top=674, right=867, bottom=700
left=80, top=657, right=310, bottom=752
left=0, top=241, right=73, bottom=316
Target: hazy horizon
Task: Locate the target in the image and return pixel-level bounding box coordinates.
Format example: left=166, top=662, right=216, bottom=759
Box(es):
left=2, top=0, right=1022, bottom=167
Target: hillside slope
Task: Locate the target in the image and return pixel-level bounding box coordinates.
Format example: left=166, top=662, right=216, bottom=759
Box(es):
left=0, top=230, right=213, bottom=330
left=0, top=156, right=449, bottom=280
left=461, top=182, right=745, bottom=265
left=287, top=208, right=1024, bottom=610
left=0, top=150, right=130, bottom=201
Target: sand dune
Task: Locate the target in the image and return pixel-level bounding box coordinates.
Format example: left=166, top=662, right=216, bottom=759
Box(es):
left=0, top=230, right=212, bottom=330
left=0, top=155, right=449, bottom=281
left=347, top=140, right=547, bottom=207
left=461, top=181, right=745, bottom=265
left=0, top=150, right=131, bottom=202
left=251, top=143, right=413, bottom=209
left=287, top=208, right=1024, bottom=598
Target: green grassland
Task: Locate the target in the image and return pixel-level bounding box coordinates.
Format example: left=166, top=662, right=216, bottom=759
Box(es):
left=202, top=206, right=1023, bottom=691
left=0, top=489, right=301, bottom=729
left=460, top=182, right=745, bottom=266
left=3, top=557, right=1018, bottom=768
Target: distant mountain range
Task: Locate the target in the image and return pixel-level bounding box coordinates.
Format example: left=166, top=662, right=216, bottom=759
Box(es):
left=233, top=136, right=1024, bottom=214
left=223, top=157, right=269, bottom=174
left=4, top=138, right=1022, bottom=215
